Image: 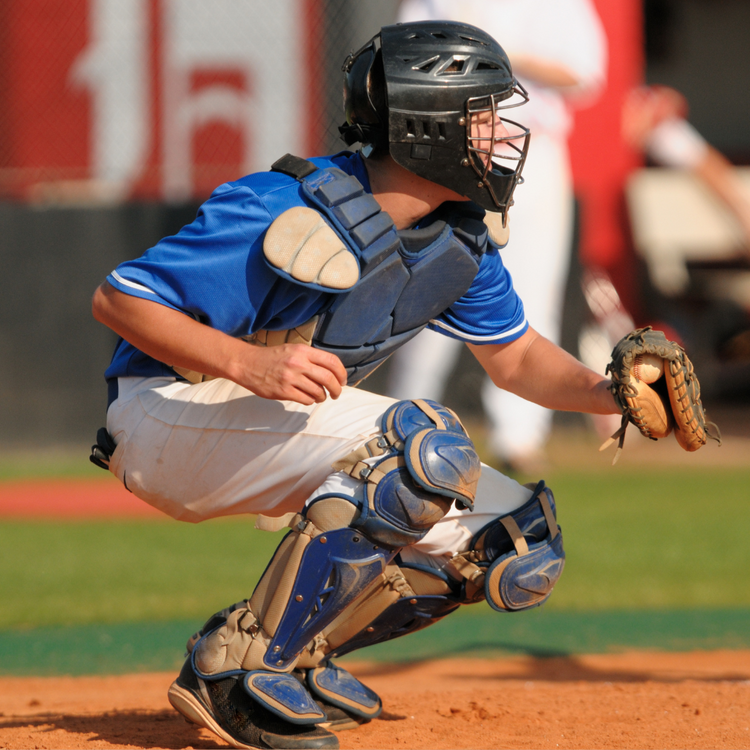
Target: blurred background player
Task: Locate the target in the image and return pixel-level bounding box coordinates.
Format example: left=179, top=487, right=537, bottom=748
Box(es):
left=387, top=0, right=607, bottom=475
left=624, top=83, right=750, bottom=255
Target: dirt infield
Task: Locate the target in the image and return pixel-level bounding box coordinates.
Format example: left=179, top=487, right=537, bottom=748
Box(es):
left=0, top=477, right=161, bottom=518
left=2, top=651, right=749, bottom=749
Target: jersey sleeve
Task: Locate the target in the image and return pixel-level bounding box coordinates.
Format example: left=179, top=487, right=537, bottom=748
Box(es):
left=106, top=182, right=326, bottom=336
left=427, top=248, right=528, bottom=344
left=645, top=117, right=709, bottom=169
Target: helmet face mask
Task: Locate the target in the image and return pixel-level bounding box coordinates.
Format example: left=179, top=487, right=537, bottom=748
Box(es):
left=340, top=21, right=530, bottom=217
left=464, top=90, right=530, bottom=215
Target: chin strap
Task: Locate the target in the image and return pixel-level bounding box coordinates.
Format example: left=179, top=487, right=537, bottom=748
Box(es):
left=338, top=121, right=386, bottom=148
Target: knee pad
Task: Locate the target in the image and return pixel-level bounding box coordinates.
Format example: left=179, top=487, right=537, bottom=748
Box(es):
left=451, top=481, right=565, bottom=612
left=333, top=399, right=481, bottom=548
left=380, top=398, right=480, bottom=512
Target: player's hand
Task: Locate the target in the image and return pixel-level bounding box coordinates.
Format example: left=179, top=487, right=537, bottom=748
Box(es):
left=236, top=344, right=348, bottom=405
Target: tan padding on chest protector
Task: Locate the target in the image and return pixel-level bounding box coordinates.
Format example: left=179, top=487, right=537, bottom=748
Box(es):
left=248, top=317, right=318, bottom=348
left=171, top=317, right=319, bottom=386
left=483, top=210, right=510, bottom=246
left=264, top=206, right=360, bottom=290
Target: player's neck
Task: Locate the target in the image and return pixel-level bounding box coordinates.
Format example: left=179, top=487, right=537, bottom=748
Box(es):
left=363, top=154, right=468, bottom=230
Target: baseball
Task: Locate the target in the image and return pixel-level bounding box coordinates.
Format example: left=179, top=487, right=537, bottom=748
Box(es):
left=634, top=353, right=664, bottom=383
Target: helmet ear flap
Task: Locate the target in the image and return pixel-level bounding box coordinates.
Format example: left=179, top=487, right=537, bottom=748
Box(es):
left=342, top=42, right=387, bottom=146
left=344, top=45, right=377, bottom=124
left=367, top=48, right=387, bottom=122
left=341, top=36, right=391, bottom=151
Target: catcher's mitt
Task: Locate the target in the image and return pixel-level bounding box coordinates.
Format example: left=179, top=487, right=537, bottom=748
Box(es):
left=601, top=327, right=721, bottom=463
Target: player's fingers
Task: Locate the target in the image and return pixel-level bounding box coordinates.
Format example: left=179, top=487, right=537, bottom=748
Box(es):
left=283, top=386, right=317, bottom=406
left=274, top=353, right=331, bottom=403
left=306, top=348, right=347, bottom=387
left=250, top=346, right=345, bottom=402
left=306, top=363, right=344, bottom=400
left=287, top=372, right=328, bottom=404
left=287, top=360, right=343, bottom=403
left=294, top=351, right=345, bottom=399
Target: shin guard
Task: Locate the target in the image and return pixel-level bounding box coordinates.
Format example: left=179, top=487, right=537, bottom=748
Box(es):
left=189, top=399, right=480, bottom=724
left=297, top=560, right=460, bottom=665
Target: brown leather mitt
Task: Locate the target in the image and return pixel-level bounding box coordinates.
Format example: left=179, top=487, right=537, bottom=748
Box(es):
left=601, top=327, right=721, bottom=463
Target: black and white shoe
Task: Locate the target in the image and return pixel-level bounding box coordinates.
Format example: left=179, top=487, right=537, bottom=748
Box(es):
left=315, top=700, right=367, bottom=732
left=168, top=657, right=339, bottom=750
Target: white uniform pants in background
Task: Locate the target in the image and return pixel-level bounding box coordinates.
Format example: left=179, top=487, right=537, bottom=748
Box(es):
left=482, top=133, right=575, bottom=460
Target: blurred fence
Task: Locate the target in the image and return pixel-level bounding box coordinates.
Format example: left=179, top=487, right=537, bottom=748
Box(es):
left=0, top=0, right=397, bottom=204
left=0, top=0, right=397, bottom=447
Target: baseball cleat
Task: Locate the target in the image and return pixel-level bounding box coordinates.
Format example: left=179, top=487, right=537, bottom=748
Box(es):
left=314, top=704, right=364, bottom=733
left=167, top=657, right=339, bottom=750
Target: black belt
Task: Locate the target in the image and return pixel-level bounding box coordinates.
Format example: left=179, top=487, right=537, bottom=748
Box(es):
left=107, top=378, right=119, bottom=409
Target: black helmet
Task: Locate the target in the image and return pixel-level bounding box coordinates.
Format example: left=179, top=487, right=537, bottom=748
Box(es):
left=340, top=21, right=530, bottom=217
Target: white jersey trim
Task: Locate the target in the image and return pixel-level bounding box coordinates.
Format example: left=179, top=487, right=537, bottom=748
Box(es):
left=430, top=317, right=528, bottom=343
left=111, top=270, right=156, bottom=295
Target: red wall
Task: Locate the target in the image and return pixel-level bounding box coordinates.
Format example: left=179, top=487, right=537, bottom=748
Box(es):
left=0, top=0, right=319, bottom=201
left=0, top=0, right=91, bottom=193
left=568, top=0, right=644, bottom=315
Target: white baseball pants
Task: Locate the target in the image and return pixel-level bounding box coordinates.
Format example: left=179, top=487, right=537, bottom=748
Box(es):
left=106, top=376, right=533, bottom=563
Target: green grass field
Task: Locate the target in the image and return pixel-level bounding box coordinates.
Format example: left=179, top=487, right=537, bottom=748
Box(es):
left=2, top=461, right=749, bottom=674
left=0, top=446, right=103, bottom=481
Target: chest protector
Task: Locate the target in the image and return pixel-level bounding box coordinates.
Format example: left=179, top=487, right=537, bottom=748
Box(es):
left=265, top=154, right=492, bottom=384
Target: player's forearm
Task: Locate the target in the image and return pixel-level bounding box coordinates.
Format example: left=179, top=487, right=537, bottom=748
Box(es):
left=694, top=149, right=750, bottom=248
left=507, top=53, right=580, bottom=89
left=92, top=281, right=347, bottom=403
left=91, top=281, right=253, bottom=382
left=469, top=329, right=619, bottom=415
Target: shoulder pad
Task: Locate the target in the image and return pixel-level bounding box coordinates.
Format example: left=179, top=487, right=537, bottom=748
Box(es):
left=264, top=206, right=360, bottom=291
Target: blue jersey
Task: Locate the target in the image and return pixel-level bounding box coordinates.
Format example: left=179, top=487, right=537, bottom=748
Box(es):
left=105, top=151, right=527, bottom=382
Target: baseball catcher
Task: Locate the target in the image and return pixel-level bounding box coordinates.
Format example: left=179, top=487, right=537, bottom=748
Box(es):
left=90, top=21, right=714, bottom=750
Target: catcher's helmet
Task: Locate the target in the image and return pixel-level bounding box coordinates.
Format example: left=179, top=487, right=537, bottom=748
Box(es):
left=339, top=21, right=530, bottom=216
